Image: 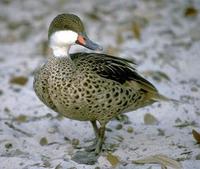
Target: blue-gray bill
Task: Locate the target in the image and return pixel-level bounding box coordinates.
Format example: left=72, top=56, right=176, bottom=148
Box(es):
left=76, top=33, right=103, bottom=51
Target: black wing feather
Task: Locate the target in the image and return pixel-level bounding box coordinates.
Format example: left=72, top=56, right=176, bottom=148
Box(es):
left=71, top=53, right=157, bottom=91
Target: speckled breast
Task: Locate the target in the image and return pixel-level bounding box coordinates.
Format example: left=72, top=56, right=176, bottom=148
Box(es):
left=34, top=57, right=143, bottom=124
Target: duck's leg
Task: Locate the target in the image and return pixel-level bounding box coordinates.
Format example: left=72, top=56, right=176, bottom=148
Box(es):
left=71, top=123, right=106, bottom=165
left=94, top=125, right=105, bottom=154
left=84, top=121, right=99, bottom=151
left=91, top=120, right=99, bottom=138
left=84, top=122, right=106, bottom=153
left=83, top=121, right=99, bottom=152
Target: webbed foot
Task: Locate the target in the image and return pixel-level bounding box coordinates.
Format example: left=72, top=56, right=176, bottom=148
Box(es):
left=84, top=139, right=98, bottom=152
left=72, top=124, right=106, bottom=165
left=72, top=151, right=99, bottom=165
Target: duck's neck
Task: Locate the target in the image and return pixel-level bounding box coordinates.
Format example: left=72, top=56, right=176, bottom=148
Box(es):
left=50, top=46, right=76, bottom=74
left=52, top=45, right=71, bottom=58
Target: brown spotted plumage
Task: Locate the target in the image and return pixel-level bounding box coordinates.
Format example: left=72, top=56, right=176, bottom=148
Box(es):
left=34, top=53, right=158, bottom=124
left=33, top=13, right=169, bottom=164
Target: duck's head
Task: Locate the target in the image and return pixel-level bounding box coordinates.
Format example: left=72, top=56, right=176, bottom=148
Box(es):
left=48, top=13, right=103, bottom=57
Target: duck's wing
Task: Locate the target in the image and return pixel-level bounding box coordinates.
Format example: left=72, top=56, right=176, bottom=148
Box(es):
left=71, top=52, right=157, bottom=93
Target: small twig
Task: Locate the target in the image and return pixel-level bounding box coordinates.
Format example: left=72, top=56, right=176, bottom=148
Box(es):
left=24, top=113, right=54, bottom=122
left=174, top=121, right=198, bottom=128
left=180, top=151, right=192, bottom=155
left=0, top=118, right=12, bottom=121
left=4, top=122, right=33, bottom=137
left=0, top=113, right=54, bottom=123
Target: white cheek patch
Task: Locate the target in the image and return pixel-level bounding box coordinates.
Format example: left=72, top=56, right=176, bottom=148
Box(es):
left=49, top=30, right=78, bottom=57
left=50, top=30, right=78, bottom=47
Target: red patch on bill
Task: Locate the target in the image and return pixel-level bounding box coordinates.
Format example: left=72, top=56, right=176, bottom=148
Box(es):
left=77, top=35, right=86, bottom=45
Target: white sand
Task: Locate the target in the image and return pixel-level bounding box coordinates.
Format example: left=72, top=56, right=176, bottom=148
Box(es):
left=0, top=0, right=200, bottom=168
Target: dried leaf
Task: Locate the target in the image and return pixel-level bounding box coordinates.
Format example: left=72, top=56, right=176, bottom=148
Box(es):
left=115, top=114, right=131, bottom=124
left=127, top=126, right=134, bottom=133
left=192, top=129, right=200, bottom=144
left=5, top=143, right=13, bottom=149
left=184, top=6, right=198, bottom=17
left=2, top=0, right=12, bottom=5
left=195, top=111, right=200, bottom=116
left=71, top=138, right=79, bottom=146
left=132, top=154, right=182, bottom=169
left=7, top=21, right=21, bottom=30
left=55, top=163, right=63, bottom=169
left=144, top=113, right=158, bottom=125
left=0, top=89, right=3, bottom=96
left=115, top=124, right=123, bottom=130
left=191, top=87, right=198, bottom=92
left=132, top=22, right=141, bottom=40
left=157, top=128, right=165, bottom=136
left=16, top=114, right=27, bottom=123
left=40, top=137, right=48, bottom=146
left=4, top=107, right=10, bottom=112
left=196, top=154, right=200, bottom=160
left=10, top=76, right=28, bottom=86
left=106, top=153, right=120, bottom=167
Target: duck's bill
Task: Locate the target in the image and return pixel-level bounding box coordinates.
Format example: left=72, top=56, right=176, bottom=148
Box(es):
left=76, top=34, right=103, bottom=51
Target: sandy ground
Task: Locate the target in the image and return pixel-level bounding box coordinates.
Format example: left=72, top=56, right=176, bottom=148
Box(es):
left=0, top=0, right=200, bottom=168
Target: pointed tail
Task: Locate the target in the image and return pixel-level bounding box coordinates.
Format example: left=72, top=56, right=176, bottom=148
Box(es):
left=152, top=93, right=180, bottom=103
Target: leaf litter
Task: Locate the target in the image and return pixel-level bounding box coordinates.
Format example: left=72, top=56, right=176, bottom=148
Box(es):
left=9, top=76, right=28, bottom=86
left=192, top=129, right=200, bottom=144
left=106, top=152, right=120, bottom=167
left=144, top=113, right=159, bottom=125
left=132, top=154, right=182, bottom=169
